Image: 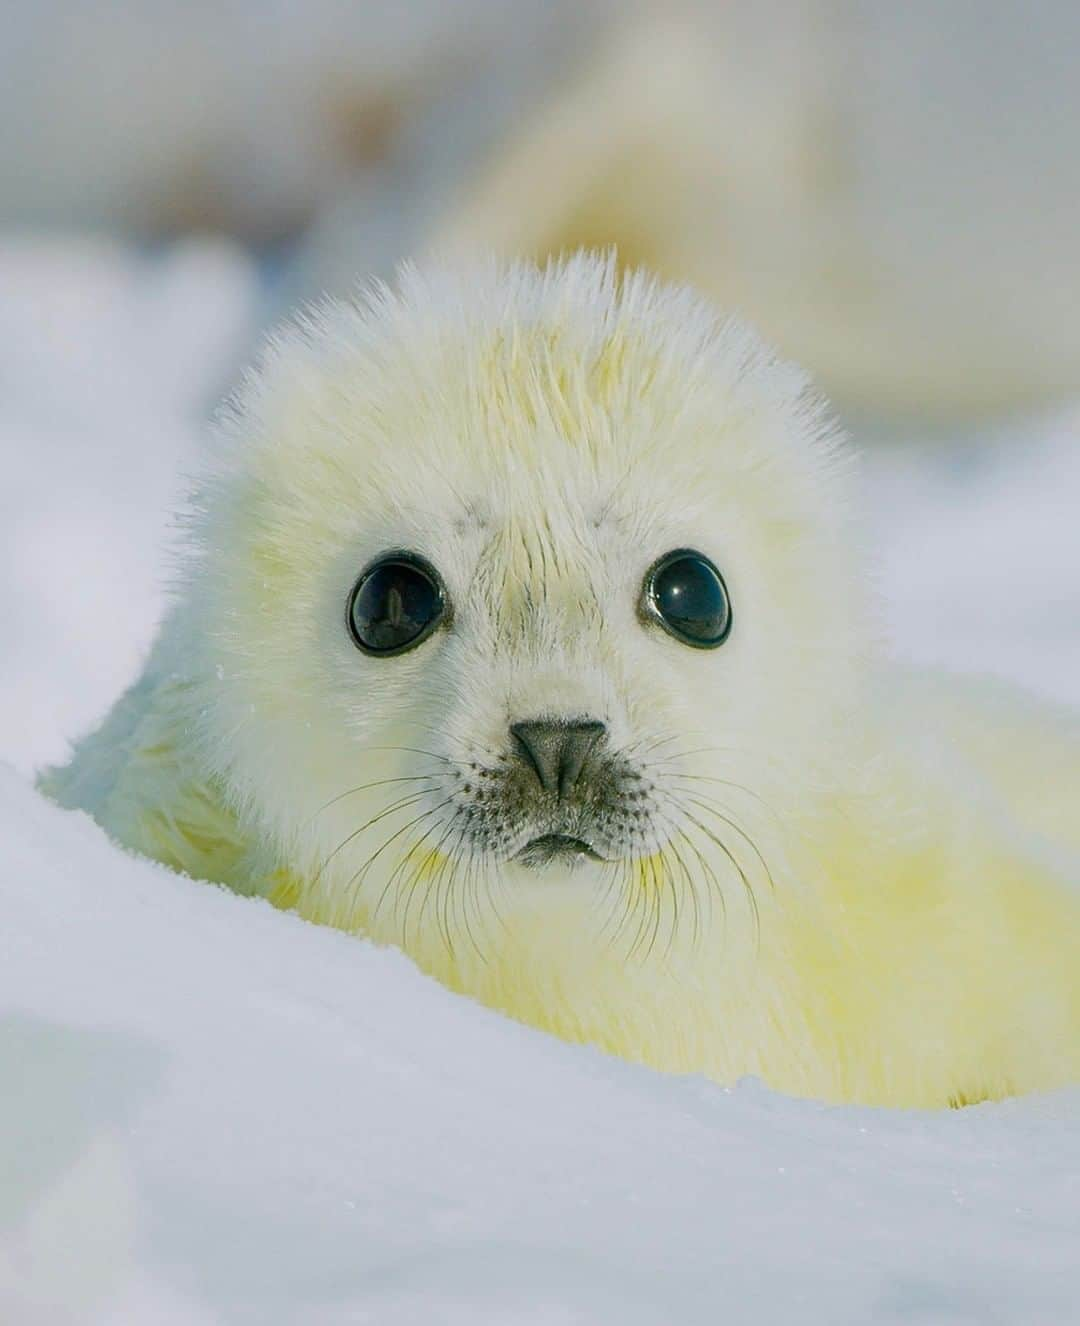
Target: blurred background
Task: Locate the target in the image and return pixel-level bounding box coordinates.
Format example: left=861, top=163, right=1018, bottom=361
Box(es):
left=2, top=0, right=1079, bottom=777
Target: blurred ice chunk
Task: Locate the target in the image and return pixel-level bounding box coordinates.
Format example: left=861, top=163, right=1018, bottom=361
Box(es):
left=0, top=0, right=602, bottom=244
left=427, top=0, right=1080, bottom=420
left=8, top=1, right=1080, bottom=418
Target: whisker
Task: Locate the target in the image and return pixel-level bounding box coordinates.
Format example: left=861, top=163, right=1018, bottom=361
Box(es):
left=370, top=806, right=449, bottom=927
left=596, top=851, right=631, bottom=950
left=626, top=731, right=761, bottom=765
left=665, top=831, right=700, bottom=951
left=617, top=854, right=653, bottom=960
left=678, top=824, right=724, bottom=940
left=640, top=848, right=666, bottom=962
left=385, top=812, right=452, bottom=937
left=455, top=836, right=488, bottom=963
left=479, top=851, right=510, bottom=939
left=653, top=844, right=679, bottom=962
left=635, top=846, right=666, bottom=962
left=647, top=798, right=706, bottom=950
left=312, top=789, right=435, bottom=887
left=405, top=815, right=461, bottom=955
left=618, top=731, right=686, bottom=762
left=662, top=773, right=778, bottom=821
left=346, top=797, right=455, bottom=917
left=654, top=789, right=727, bottom=942
left=431, top=819, right=467, bottom=958
left=623, top=856, right=651, bottom=960
left=358, top=745, right=452, bottom=765
left=307, top=774, right=442, bottom=825
left=648, top=744, right=748, bottom=766
left=390, top=719, right=454, bottom=740
left=677, top=803, right=761, bottom=949
left=680, top=795, right=776, bottom=895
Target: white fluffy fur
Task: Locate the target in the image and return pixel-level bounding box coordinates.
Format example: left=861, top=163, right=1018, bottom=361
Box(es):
left=44, top=254, right=1080, bottom=1107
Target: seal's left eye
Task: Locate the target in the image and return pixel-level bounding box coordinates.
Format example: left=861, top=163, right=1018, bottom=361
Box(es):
left=641, top=549, right=732, bottom=648
left=347, top=554, right=447, bottom=656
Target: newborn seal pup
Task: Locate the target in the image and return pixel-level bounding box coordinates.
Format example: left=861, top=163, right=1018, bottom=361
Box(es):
left=43, top=255, right=1080, bottom=1108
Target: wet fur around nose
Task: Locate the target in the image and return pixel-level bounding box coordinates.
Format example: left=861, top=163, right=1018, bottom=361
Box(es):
left=454, top=719, right=650, bottom=866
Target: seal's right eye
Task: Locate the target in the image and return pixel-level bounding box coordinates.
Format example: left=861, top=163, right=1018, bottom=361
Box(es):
left=347, top=553, right=448, bottom=656
left=640, top=549, right=732, bottom=648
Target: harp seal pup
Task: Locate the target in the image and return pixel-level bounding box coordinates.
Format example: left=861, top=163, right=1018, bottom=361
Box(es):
left=42, top=255, right=1080, bottom=1109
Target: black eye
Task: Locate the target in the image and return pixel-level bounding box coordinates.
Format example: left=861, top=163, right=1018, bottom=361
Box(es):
left=641, top=549, right=732, bottom=648
left=347, top=553, right=448, bottom=656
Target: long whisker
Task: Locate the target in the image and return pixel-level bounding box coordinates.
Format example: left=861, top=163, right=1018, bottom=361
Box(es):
left=390, top=719, right=457, bottom=740
left=676, top=822, right=724, bottom=940
left=662, top=772, right=778, bottom=822
left=312, top=789, right=435, bottom=887
left=638, top=848, right=667, bottom=962
left=658, top=841, right=680, bottom=960
left=680, top=795, right=776, bottom=895
left=357, top=745, right=452, bottom=764
left=487, top=855, right=514, bottom=938
left=626, top=732, right=763, bottom=765
left=595, top=850, right=628, bottom=948
left=676, top=802, right=761, bottom=948
left=431, top=818, right=468, bottom=957
left=654, top=839, right=688, bottom=962
left=346, top=797, right=455, bottom=917
left=380, top=812, right=452, bottom=935
left=370, top=806, right=450, bottom=927
left=455, top=835, right=488, bottom=963
left=403, top=815, right=461, bottom=954
left=624, top=856, right=653, bottom=961
left=612, top=853, right=650, bottom=959
left=307, top=774, right=442, bottom=825
left=593, top=855, right=626, bottom=950
left=635, top=798, right=700, bottom=951
left=661, top=827, right=698, bottom=953
left=637, top=845, right=666, bottom=962
left=618, top=731, right=687, bottom=762
left=393, top=719, right=504, bottom=767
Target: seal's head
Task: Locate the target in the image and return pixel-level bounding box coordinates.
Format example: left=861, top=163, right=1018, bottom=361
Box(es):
left=189, top=255, right=861, bottom=977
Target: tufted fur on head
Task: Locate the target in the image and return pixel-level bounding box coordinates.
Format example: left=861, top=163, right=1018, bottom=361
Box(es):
left=44, top=254, right=1080, bottom=1108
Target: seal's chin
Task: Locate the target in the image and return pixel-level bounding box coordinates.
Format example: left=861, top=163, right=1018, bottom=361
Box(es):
left=514, top=833, right=604, bottom=869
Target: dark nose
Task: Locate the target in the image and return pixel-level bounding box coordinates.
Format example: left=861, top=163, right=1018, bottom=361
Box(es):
left=510, top=719, right=606, bottom=799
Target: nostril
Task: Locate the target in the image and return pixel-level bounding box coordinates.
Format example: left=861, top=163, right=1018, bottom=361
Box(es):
left=555, top=721, right=605, bottom=798
left=510, top=723, right=551, bottom=793
left=509, top=719, right=606, bottom=799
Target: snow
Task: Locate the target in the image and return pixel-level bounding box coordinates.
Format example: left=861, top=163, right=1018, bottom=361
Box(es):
left=5, top=770, right=1079, bottom=1324
left=0, top=238, right=258, bottom=779
left=2, top=240, right=1079, bottom=1322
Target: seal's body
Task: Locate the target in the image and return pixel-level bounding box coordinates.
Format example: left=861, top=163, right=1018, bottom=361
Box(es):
left=43, top=257, right=1080, bottom=1108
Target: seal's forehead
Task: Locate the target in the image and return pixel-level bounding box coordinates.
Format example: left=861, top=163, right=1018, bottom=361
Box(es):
left=225, top=260, right=842, bottom=567
left=237, top=255, right=817, bottom=493
left=357, top=319, right=682, bottom=476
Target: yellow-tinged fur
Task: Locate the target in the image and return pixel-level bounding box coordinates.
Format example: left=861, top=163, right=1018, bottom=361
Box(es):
left=42, top=255, right=1080, bottom=1108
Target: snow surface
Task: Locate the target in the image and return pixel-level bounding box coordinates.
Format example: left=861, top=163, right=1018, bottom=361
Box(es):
left=2, top=240, right=1079, bottom=1322
left=5, top=767, right=1080, bottom=1325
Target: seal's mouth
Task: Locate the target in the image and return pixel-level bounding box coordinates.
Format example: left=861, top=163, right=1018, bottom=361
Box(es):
left=514, top=833, right=603, bottom=868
